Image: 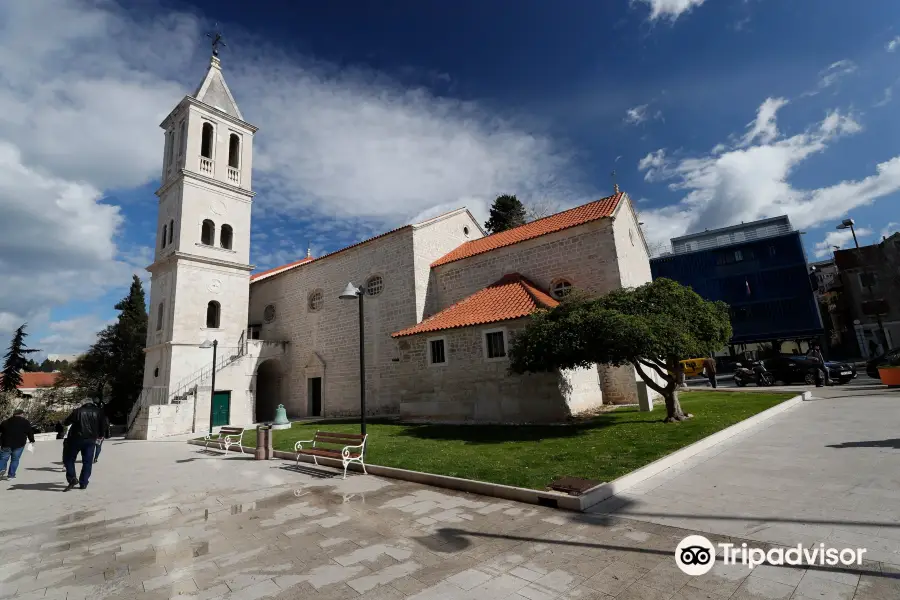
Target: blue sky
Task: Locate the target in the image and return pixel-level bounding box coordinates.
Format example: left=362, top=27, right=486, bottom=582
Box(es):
left=1, top=0, right=900, bottom=356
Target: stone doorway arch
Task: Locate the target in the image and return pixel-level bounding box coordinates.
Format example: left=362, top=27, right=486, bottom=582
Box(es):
left=255, top=359, right=282, bottom=423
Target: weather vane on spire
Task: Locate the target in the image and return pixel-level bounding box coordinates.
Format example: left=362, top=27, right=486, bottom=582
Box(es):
left=206, top=23, right=226, bottom=57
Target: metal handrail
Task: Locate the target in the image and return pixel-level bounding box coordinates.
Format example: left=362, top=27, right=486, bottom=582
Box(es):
left=126, top=333, right=248, bottom=433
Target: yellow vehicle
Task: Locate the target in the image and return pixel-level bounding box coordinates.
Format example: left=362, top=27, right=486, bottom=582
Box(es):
left=679, top=358, right=706, bottom=378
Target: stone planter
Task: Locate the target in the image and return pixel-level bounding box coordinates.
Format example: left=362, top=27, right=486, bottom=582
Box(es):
left=877, top=367, right=900, bottom=387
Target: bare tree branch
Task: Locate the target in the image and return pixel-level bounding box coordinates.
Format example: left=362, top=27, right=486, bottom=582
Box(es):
left=525, top=199, right=560, bottom=222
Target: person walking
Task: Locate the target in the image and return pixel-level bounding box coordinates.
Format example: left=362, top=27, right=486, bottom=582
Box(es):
left=702, top=356, right=718, bottom=389
left=62, top=398, right=109, bottom=491
left=0, top=409, right=36, bottom=480
left=806, top=341, right=832, bottom=387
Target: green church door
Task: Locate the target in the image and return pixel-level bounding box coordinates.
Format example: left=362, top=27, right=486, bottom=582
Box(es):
left=211, top=391, right=231, bottom=427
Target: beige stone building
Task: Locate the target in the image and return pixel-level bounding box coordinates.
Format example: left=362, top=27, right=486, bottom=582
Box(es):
left=128, top=54, right=658, bottom=439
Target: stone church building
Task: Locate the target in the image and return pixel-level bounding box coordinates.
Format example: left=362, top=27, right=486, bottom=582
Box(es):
left=128, top=54, right=659, bottom=439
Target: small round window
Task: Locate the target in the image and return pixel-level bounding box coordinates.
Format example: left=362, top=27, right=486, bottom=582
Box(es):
left=551, top=279, right=573, bottom=299
left=463, top=226, right=470, bottom=237
left=308, top=290, right=324, bottom=311
left=263, top=304, right=276, bottom=323
left=366, top=275, right=384, bottom=296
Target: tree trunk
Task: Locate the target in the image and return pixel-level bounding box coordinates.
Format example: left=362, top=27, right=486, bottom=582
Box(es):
left=663, top=387, right=693, bottom=423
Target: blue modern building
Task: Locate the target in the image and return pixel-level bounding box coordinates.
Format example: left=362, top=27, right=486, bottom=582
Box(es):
left=650, top=216, right=824, bottom=345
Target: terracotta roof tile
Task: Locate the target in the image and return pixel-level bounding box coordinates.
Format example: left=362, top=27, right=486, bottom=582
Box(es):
left=249, top=225, right=413, bottom=284
left=431, top=192, right=624, bottom=268
left=392, top=273, right=559, bottom=337
left=0, top=372, right=61, bottom=389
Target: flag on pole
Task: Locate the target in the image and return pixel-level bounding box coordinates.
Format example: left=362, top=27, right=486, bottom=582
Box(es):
left=745, top=279, right=751, bottom=296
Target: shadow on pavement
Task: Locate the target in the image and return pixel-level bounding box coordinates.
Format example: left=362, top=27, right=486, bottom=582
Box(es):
left=6, top=481, right=69, bottom=492
left=421, top=527, right=900, bottom=580
left=279, top=463, right=339, bottom=479
left=827, top=438, right=900, bottom=450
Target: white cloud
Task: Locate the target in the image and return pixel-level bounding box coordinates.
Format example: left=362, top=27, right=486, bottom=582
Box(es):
left=881, top=222, right=899, bottom=240
left=632, top=0, right=708, bottom=21
left=887, top=36, right=900, bottom=52
left=740, top=97, right=788, bottom=146
left=637, top=96, right=900, bottom=252
left=813, top=228, right=872, bottom=258
left=804, top=60, right=857, bottom=96
left=624, top=104, right=663, bottom=126
left=37, top=315, right=116, bottom=357
left=0, top=0, right=584, bottom=340
left=875, top=86, right=894, bottom=108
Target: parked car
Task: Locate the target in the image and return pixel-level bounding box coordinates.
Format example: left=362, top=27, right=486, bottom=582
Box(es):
left=763, top=355, right=855, bottom=385
left=866, top=346, right=900, bottom=379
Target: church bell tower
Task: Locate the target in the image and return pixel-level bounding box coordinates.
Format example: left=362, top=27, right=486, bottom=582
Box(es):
left=139, top=37, right=257, bottom=434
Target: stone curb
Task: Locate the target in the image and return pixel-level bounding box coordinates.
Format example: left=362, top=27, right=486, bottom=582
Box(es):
left=186, top=392, right=808, bottom=513
left=576, top=391, right=809, bottom=510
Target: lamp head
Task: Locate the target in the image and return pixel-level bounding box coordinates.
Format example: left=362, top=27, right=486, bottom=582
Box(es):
left=836, top=218, right=854, bottom=230
left=339, top=282, right=361, bottom=300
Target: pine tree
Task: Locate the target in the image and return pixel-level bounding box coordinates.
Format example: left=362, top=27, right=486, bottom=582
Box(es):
left=484, top=194, right=527, bottom=234
left=70, top=275, right=148, bottom=422
left=1, top=324, right=41, bottom=394
left=108, top=275, right=149, bottom=421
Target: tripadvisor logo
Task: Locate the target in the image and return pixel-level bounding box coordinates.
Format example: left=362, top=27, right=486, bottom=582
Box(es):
left=675, top=535, right=867, bottom=574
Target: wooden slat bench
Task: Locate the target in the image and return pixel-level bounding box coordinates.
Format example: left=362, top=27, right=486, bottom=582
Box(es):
left=294, top=431, right=368, bottom=479
left=205, top=426, right=245, bottom=455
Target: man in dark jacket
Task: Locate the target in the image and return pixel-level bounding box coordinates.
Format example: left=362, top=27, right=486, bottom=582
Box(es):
left=63, top=399, right=110, bottom=490
left=0, top=409, right=35, bottom=480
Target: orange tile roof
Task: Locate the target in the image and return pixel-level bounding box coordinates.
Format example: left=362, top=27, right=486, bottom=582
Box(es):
left=250, top=257, right=314, bottom=282
left=249, top=225, right=413, bottom=284
left=431, top=192, right=624, bottom=268
left=0, top=372, right=61, bottom=389
left=392, top=273, right=559, bottom=337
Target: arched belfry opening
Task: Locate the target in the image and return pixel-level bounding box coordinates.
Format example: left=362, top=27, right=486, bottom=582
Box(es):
left=255, top=359, right=282, bottom=423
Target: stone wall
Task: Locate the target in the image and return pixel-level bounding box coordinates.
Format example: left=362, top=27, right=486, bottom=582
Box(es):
left=246, top=211, right=480, bottom=420
left=394, top=319, right=604, bottom=423
left=427, top=218, right=619, bottom=316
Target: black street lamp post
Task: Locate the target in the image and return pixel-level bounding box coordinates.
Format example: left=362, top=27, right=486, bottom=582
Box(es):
left=200, top=339, right=218, bottom=435
left=339, top=283, right=366, bottom=435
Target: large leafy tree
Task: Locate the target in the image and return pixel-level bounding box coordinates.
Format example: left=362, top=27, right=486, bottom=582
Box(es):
left=509, top=278, right=732, bottom=422
left=485, top=194, right=527, bottom=234
left=1, top=324, right=41, bottom=394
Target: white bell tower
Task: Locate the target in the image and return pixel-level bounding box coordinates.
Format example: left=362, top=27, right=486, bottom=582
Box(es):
left=138, top=44, right=257, bottom=435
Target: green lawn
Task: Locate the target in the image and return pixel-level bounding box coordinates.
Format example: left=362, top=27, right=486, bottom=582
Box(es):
left=236, top=391, right=794, bottom=490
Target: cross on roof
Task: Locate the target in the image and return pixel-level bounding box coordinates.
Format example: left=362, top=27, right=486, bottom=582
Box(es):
left=206, top=24, right=226, bottom=57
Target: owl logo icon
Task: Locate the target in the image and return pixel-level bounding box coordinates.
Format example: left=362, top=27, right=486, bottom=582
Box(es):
left=675, top=535, right=716, bottom=575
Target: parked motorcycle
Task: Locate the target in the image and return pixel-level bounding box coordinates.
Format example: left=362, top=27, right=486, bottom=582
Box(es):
left=733, top=361, right=774, bottom=387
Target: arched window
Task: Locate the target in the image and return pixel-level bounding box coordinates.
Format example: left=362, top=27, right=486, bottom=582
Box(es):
left=161, top=225, right=167, bottom=249
left=206, top=301, right=221, bottom=329
left=220, top=224, right=233, bottom=250
left=228, top=133, right=240, bottom=168
left=156, top=302, right=164, bottom=331
left=178, top=120, right=186, bottom=157
left=168, top=219, right=174, bottom=245
left=201, top=219, right=215, bottom=245
left=201, top=122, right=214, bottom=159
left=166, top=130, right=175, bottom=165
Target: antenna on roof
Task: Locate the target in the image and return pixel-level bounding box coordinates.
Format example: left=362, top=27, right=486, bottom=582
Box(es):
left=306, top=244, right=311, bottom=259
left=611, top=170, right=620, bottom=194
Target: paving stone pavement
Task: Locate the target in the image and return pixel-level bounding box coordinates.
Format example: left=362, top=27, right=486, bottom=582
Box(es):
left=1, top=397, right=898, bottom=600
